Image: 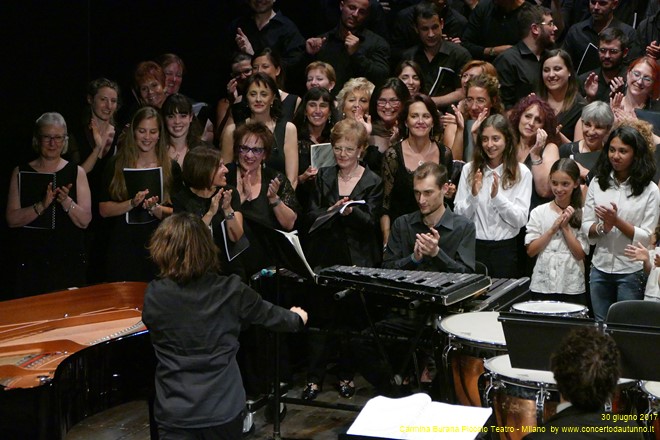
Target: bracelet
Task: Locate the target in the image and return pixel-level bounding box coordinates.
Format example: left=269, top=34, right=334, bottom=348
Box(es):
left=64, top=200, right=75, bottom=214
left=596, top=222, right=606, bottom=237
left=530, top=157, right=543, bottom=165
left=33, top=203, right=43, bottom=216
left=129, top=198, right=137, bottom=209
left=269, top=198, right=282, bottom=208
left=148, top=202, right=160, bottom=216
left=225, top=211, right=236, bottom=220
left=488, top=47, right=495, bottom=57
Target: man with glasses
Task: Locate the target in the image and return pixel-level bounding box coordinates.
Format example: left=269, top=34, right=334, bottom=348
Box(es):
left=562, top=0, right=636, bottom=75
left=579, top=28, right=630, bottom=103
left=400, top=2, right=471, bottom=109
left=494, top=5, right=558, bottom=109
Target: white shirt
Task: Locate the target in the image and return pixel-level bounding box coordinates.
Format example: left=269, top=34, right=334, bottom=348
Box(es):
left=581, top=173, right=660, bottom=274
left=525, top=203, right=589, bottom=294
left=645, top=249, right=660, bottom=302
left=454, top=162, right=532, bottom=241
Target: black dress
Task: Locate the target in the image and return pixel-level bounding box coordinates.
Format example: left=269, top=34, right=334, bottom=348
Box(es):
left=12, top=161, right=86, bottom=297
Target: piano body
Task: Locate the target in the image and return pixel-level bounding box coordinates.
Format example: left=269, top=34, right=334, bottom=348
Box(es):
left=0, top=282, right=155, bottom=440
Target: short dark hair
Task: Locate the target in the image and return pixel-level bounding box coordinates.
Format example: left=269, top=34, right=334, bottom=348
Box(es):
left=182, top=146, right=221, bottom=190
left=233, top=121, right=275, bottom=161
left=369, top=77, right=411, bottom=124
left=149, top=212, right=220, bottom=284
left=517, top=5, right=548, bottom=38
left=398, top=94, right=441, bottom=139
left=413, top=2, right=444, bottom=24
left=551, top=327, right=620, bottom=411
left=599, top=27, right=629, bottom=50
left=414, top=162, right=448, bottom=188
left=243, top=72, right=283, bottom=120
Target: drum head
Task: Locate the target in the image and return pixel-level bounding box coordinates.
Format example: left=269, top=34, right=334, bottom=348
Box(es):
left=642, top=381, right=660, bottom=398
left=439, top=312, right=506, bottom=347
left=484, top=355, right=556, bottom=386
left=512, top=301, right=586, bottom=315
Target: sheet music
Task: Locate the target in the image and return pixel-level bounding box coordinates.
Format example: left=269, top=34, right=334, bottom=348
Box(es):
left=429, top=67, right=455, bottom=97
left=347, top=393, right=492, bottom=439
left=311, top=143, right=335, bottom=169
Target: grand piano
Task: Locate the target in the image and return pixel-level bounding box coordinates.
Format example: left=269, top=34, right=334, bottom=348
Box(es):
left=0, top=282, right=155, bottom=440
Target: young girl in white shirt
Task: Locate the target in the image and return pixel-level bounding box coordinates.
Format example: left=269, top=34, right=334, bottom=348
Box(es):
left=455, top=114, right=532, bottom=278
left=525, top=158, right=589, bottom=303
left=582, top=124, right=660, bottom=320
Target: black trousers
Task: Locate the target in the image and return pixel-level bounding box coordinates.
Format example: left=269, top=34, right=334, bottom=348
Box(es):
left=157, top=412, right=243, bottom=440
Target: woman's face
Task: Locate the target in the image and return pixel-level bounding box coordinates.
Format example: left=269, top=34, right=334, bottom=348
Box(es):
left=542, top=55, right=570, bottom=93
left=398, top=66, right=421, bottom=95
left=305, top=98, right=331, bottom=128
left=627, top=62, right=655, bottom=101
left=231, top=60, right=254, bottom=90
left=608, top=136, right=634, bottom=177
left=461, top=66, right=483, bottom=89
left=139, top=78, right=166, bottom=108
left=518, top=104, right=544, bottom=139
left=376, top=88, right=402, bottom=126
left=134, top=117, right=160, bottom=154
left=306, top=68, right=335, bottom=91
left=332, top=134, right=361, bottom=170
left=582, top=119, right=609, bottom=150
left=38, top=124, right=67, bottom=160
left=163, top=62, right=183, bottom=95
left=465, top=86, right=492, bottom=120
left=405, top=101, right=434, bottom=138
left=481, top=125, right=506, bottom=166
left=212, top=160, right=228, bottom=188
left=252, top=55, right=280, bottom=82
left=89, top=86, right=118, bottom=122
left=342, top=90, right=370, bottom=117
left=237, top=133, right=266, bottom=173
left=246, top=82, right=275, bottom=116
left=165, top=112, right=193, bottom=140
left=550, top=170, right=578, bottom=206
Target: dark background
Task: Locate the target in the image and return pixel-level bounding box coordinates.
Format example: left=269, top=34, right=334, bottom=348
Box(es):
left=0, top=0, right=346, bottom=297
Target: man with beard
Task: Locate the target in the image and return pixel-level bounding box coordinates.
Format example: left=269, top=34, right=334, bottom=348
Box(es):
left=494, top=5, right=558, bottom=109
left=304, top=0, right=390, bottom=90
left=562, top=0, right=636, bottom=75
left=400, top=2, right=472, bottom=109
left=579, top=28, right=630, bottom=103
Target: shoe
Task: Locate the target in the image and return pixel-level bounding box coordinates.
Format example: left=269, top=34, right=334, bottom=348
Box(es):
left=338, top=380, right=355, bottom=398
left=302, top=383, right=320, bottom=401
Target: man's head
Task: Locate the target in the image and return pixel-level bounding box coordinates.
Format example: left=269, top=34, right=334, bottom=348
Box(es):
left=414, top=3, right=445, bottom=50
left=551, top=327, right=620, bottom=411
left=247, top=0, right=275, bottom=14
left=339, top=0, right=370, bottom=31
left=598, top=27, right=629, bottom=72
left=519, top=5, right=556, bottom=48
left=413, top=162, right=449, bottom=215
left=589, top=0, right=618, bottom=24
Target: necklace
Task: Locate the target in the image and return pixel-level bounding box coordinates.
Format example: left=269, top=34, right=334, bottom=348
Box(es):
left=338, top=164, right=360, bottom=182
left=553, top=199, right=569, bottom=210
left=407, top=140, right=434, bottom=166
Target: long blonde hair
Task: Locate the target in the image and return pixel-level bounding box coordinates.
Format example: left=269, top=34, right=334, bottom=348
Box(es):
left=109, top=106, right=173, bottom=202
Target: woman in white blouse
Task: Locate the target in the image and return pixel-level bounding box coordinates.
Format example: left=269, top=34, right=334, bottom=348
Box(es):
left=582, top=124, right=660, bottom=321
left=454, top=114, right=532, bottom=278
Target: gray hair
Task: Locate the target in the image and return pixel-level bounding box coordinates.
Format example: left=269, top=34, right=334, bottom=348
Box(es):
left=581, top=101, right=614, bottom=128
left=32, top=112, right=68, bottom=154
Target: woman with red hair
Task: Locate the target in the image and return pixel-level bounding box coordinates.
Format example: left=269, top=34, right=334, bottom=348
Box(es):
left=610, top=57, right=660, bottom=121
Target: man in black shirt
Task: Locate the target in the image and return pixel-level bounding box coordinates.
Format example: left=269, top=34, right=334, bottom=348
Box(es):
left=579, top=28, right=629, bottom=103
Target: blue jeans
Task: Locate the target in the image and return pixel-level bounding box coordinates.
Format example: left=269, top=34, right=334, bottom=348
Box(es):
left=589, top=267, right=646, bottom=321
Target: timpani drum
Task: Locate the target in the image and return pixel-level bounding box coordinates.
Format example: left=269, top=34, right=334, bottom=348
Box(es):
left=510, top=301, right=588, bottom=318
left=439, top=312, right=507, bottom=406
left=640, top=381, right=660, bottom=440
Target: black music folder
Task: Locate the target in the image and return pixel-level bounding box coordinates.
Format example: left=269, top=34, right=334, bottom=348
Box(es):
left=19, top=171, right=56, bottom=229
left=308, top=200, right=366, bottom=233
left=123, top=167, right=162, bottom=224
left=605, top=323, right=660, bottom=381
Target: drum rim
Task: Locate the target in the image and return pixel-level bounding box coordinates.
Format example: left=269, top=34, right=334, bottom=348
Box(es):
left=511, top=300, right=587, bottom=314
left=641, top=380, right=660, bottom=398
left=484, top=354, right=557, bottom=386
left=439, top=311, right=507, bottom=346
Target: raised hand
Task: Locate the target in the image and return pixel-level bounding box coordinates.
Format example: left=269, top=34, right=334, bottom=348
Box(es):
left=415, top=227, right=441, bottom=258
left=237, top=168, right=252, bottom=203
left=344, top=31, right=361, bottom=55
left=55, top=183, right=73, bottom=205
left=267, top=175, right=282, bottom=202
left=646, top=41, right=660, bottom=59
left=235, top=28, right=254, bottom=55
left=220, top=188, right=233, bottom=211
left=531, top=128, right=547, bottom=159
left=472, top=168, right=483, bottom=196
left=490, top=172, right=499, bottom=199
left=609, top=76, right=625, bottom=96
left=584, top=72, right=599, bottom=101
left=306, top=37, right=326, bottom=55
left=594, top=202, right=618, bottom=232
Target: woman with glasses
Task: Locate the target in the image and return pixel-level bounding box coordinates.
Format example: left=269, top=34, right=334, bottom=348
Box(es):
left=365, top=78, right=411, bottom=175
left=216, top=52, right=254, bottom=137
left=302, top=118, right=383, bottom=401
left=221, top=73, right=299, bottom=189
left=610, top=57, right=660, bottom=119
left=6, top=112, right=92, bottom=297
left=381, top=94, right=453, bottom=246
left=538, top=49, right=586, bottom=143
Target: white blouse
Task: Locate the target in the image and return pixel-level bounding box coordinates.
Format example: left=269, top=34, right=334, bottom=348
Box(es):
left=582, top=174, right=660, bottom=274
left=454, top=162, right=532, bottom=241
left=525, top=203, right=589, bottom=294
left=645, top=249, right=660, bottom=302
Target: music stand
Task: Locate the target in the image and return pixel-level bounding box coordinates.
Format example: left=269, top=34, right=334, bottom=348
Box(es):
left=497, top=312, right=598, bottom=371
left=605, top=323, right=660, bottom=381
left=242, top=216, right=319, bottom=440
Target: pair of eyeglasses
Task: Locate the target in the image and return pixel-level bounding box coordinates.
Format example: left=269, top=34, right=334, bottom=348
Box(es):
left=631, top=70, right=654, bottom=85
left=238, top=145, right=265, bottom=155
left=537, top=21, right=555, bottom=27
left=598, top=48, right=621, bottom=55
left=376, top=98, right=401, bottom=107
left=332, top=146, right=357, bottom=154
left=40, top=135, right=68, bottom=143
left=232, top=67, right=253, bottom=78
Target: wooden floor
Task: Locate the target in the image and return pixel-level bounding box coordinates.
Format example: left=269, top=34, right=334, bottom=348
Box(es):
left=65, top=375, right=374, bottom=440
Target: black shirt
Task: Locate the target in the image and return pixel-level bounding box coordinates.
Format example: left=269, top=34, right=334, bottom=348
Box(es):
left=578, top=65, right=628, bottom=103
left=493, top=40, right=542, bottom=109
